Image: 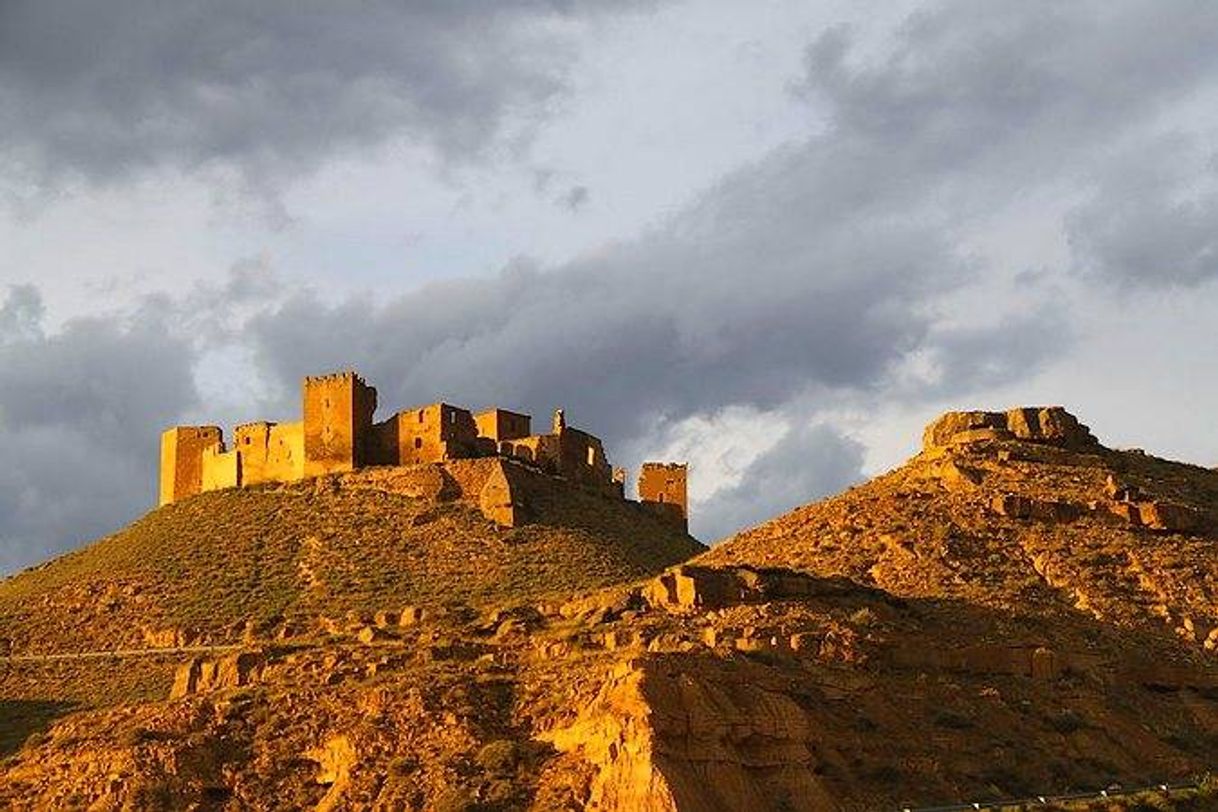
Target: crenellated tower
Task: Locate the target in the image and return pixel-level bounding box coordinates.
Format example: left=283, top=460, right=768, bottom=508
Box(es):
left=302, top=371, right=378, bottom=477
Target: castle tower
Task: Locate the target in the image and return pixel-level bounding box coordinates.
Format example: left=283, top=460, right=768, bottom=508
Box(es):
left=159, top=426, right=223, bottom=506
left=303, top=371, right=378, bottom=477
left=638, top=462, right=688, bottom=533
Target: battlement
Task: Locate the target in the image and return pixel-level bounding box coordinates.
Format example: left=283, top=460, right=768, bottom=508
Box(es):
left=158, top=371, right=689, bottom=530
left=303, top=370, right=368, bottom=384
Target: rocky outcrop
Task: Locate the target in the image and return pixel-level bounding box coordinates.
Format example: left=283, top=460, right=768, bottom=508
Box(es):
left=170, top=650, right=265, bottom=698
left=923, top=407, right=1097, bottom=452
left=990, top=494, right=1079, bottom=522
left=546, top=657, right=835, bottom=812
left=304, top=735, right=356, bottom=812
left=642, top=565, right=854, bottom=612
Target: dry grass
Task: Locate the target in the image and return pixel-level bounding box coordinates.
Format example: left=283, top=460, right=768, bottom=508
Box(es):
left=0, top=471, right=702, bottom=654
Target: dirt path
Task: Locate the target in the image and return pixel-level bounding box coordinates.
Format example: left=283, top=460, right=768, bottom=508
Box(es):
left=0, top=644, right=243, bottom=663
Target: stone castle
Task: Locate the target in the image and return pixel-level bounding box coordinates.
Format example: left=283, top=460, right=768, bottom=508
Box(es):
left=160, top=371, right=688, bottom=530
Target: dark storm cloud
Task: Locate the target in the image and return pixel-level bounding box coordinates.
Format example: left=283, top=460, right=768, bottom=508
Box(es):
left=8, top=0, right=1218, bottom=568
left=0, top=1, right=656, bottom=193
left=691, top=423, right=866, bottom=543
left=242, top=1, right=1218, bottom=540
left=0, top=286, right=198, bottom=572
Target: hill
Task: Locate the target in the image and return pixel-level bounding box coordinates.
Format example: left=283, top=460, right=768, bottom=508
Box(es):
left=703, top=406, right=1218, bottom=648
left=5, top=407, right=1218, bottom=811
left=0, top=459, right=702, bottom=657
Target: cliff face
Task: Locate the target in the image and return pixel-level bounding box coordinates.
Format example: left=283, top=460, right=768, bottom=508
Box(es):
left=6, top=407, right=1218, bottom=810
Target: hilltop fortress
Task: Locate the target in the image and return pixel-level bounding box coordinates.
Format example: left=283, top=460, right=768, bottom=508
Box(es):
left=160, top=371, right=688, bottom=530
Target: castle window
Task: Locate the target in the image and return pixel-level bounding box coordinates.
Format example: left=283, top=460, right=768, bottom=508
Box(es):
left=587, top=447, right=596, bottom=466
left=658, top=493, right=666, bottom=503
left=418, top=410, right=424, bottom=423
left=414, top=437, right=423, bottom=450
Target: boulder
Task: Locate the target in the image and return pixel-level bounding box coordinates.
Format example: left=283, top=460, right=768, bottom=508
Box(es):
left=373, top=610, right=399, bottom=628
left=169, top=650, right=263, bottom=698
left=1136, top=501, right=1203, bottom=533
left=923, top=411, right=1011, bottom=450
left=991, top=494, right=1033, bottom=519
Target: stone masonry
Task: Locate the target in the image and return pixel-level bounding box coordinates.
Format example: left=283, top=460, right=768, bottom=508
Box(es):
left=158, top=370, right=690, bottom=531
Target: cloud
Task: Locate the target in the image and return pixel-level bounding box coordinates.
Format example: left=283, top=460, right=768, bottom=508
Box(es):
left=691, top=422, right=865, bottom=542
left=561, top=184, right=589, bottom=211
left=1067, top=137, right=1218, bottom=288
left=0, top=286, right=198, bottom=572
left=0, top=1, right=659, bottom=199
left=8, top=1, right=1218, bottom=567
left=237, top=1, right=1218, bottom=540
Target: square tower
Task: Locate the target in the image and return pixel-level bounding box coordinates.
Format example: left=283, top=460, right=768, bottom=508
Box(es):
left=159, top=426, right=223, bottom=506
left=638, top=462, right=689, bottom=533
left=394, top=403, right=479, bottom=464
left=303, top=372, right=378, bottom=477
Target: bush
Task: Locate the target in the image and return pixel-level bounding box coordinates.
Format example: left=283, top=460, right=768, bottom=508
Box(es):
left=475, top=739, right=521, bottom=774
left=388, top=756, right=417, bottom=776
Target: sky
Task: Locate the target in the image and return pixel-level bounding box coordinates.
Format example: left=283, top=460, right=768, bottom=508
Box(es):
left=3, top=0, right=1218, bottom=573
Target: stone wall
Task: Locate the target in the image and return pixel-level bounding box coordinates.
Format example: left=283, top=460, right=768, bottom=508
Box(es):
left=200, top=444, right=239, bottom=492
left=474, top=408, right=531, bottom=442
left=391, top=403, right=479, bottom=465
left=233, top=421, right=304, bottom=485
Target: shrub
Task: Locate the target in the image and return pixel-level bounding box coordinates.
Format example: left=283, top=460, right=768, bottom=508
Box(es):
left=475, top=739, right=521, bottom=774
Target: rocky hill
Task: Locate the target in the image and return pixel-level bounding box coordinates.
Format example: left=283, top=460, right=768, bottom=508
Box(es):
left=5, top=408, right=1218, bottom=811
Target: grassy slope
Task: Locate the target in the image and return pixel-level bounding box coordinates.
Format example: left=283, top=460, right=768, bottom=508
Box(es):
left=0, top=472, right=703, bottom=654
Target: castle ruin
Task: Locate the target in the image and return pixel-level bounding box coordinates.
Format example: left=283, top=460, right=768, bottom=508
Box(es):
left=159, top=371, right=688, bottom=530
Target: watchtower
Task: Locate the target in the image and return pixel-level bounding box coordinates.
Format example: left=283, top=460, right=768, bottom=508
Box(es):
left=638, top=462, right=688, bottom=532
left=302, top=372, right=378, bottom=477
left=159, top=426, right=223, bottom=506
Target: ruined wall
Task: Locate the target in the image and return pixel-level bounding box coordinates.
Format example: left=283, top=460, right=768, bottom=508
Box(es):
left=510, top=416, right=614, bottom=492
left=442, top=458, right=531, bottom=527
left=303, top=372, right=377, bottom=477
left=159, top=426, right=223, bottom=506
left=201, top=444, right=240, bottom=493
left=366, top=415, right=401, bottom=466
left=474, top=408, right=532, bottom=442
left=639, top=463, right=688, bottom=532
left=233, top=421, right=304, bottom=485
left=394, top=403, right=478, bottom=465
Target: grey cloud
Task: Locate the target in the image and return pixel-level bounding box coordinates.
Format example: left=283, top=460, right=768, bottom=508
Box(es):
left=0, top=284, right=43, bottom=341
left=561, top=185, right=589, bottom=211
left=0, top=286, right=197, bottom=572
left=1067, top=142, right=1218, bottom=287
left=242, top=2, right=1218, bottom=541
left=691, top=423, right=865, bottom=542
left=798, top=3, right=1218, bottom=210
left=11, top=1, right=1218, bottom=565
left=0, top=1, right=658, bottom=195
